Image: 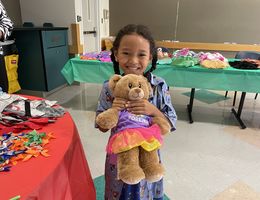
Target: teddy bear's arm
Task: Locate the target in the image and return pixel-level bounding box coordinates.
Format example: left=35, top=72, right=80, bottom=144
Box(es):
left=96, top=108, right=119, bottom=130
left=152, top=116, right=171, bottom=135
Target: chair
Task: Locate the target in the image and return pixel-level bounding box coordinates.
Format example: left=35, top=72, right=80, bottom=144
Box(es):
left=43, top=23, right=54, bottom=27
left=225, top=51, right=260, bottom=105
left=23, top=22, right=34, bottom=27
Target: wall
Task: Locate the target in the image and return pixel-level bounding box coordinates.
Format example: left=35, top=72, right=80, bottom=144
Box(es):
left=2, top=0, right=22, bottom=26
left=109, top=0, right=178, bottom=40
left=177, top=0, right=260, bottom=44
left=109, top=0, right=260, bottom=45
left=18, top=0, right=109, bottom=47
left=19, top=0, right=76, bottom=45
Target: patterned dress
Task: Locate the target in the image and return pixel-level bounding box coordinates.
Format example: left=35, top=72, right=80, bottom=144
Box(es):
left=96, top=72, right=177, bottom=200
left=0, top=1, right=13, bottom=41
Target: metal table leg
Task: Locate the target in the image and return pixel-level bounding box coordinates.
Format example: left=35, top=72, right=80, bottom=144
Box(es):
left=231, top=92, right=246, bottom=129
left=187, top=88, right=195, bottom=123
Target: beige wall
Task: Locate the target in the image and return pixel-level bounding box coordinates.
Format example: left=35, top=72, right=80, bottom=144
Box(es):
left=2, top=0, right=22, bottom=26
left=109, top=0, right=260, bottom=45
left=109, top=0, right=178, bottom=40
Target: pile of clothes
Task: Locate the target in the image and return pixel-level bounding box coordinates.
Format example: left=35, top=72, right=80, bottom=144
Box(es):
left=80, top=51, right=111, bottom=62
left=171, top=48, right=199, bottom=67
left=198, top=52, right=229, bottom=69
left=229, top=59, right=260, bottom=70
left=170, top=48, right=229, bottom=69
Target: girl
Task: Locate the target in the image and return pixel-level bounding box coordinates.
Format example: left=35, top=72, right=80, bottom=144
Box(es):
left=96, top=24, right=177, bottom=200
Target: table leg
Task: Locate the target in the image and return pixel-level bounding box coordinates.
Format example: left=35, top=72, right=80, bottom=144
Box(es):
left=187, top=88, right=195, bottom=123
left=232, top=91, right=237, bottom=106
left=231, top=92, right=246, bottom=129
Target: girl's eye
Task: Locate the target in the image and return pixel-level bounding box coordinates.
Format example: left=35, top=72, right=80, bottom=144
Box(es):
left=139, top=54, right=146, bottom=57
left=122, top=52, right=129, bottom=55
left=128, top=83, right=132, bottom=88
left=138, top=84, right=141, bottom=88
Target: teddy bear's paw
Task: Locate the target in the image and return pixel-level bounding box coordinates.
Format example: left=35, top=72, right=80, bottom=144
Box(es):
left=118, top=166, right=145, bottom=185
left=96, top=116, right=117, bottom=129
left=96, top=110, right=118, bottom=129
left=152, top=117, right=171, bottom=135
left=143, top=163, right=165, bottom=183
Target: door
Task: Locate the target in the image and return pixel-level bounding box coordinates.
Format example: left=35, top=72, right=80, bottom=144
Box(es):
left=82, top=0, right=100, bottom=53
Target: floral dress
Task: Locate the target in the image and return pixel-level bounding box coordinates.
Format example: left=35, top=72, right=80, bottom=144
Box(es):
left=96, top=72, right=177, bottom=200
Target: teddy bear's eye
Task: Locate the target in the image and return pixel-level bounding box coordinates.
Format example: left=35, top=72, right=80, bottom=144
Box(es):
left=128, top=83, right=132, bottom=88
left=138, top=84, right=141, bottom=88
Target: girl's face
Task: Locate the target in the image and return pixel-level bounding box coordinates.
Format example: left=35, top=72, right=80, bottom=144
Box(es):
left=115, top=34, right=152, bottom=75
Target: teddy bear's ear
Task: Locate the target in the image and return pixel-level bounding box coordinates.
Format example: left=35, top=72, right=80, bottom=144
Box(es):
left=109, top=74, right=122, bottom=91
left=141, top=76, right=153, bottom=95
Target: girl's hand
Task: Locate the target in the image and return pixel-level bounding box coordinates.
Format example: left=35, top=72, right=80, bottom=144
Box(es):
left=112, top=97, right=127, bottom=111
left=126, top=99, right=159, bottom=116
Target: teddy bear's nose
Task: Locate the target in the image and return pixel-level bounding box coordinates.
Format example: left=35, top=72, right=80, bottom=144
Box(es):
left=134, top=88, right=141, bottom=93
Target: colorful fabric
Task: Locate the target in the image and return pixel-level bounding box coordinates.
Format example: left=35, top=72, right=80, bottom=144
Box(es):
left=3, top=99, right=64, bottom=118
left=0, top=130, right=55, bottom=172
left=201, top=60, right=229, bottom=69
left=172, top=48, right=197, bottom=58
left=107, top=124, right=162, bottom=154
left=96, top=72, right=177, bottom=200
left=80, top=51, right=111, bottom=62
left=171, top=56, right=199, bottom=67
left=171, top=48, right=199, bottom=67
left=115, top=110, right=152, bottom=132
left=198, top=52, right=229, bottom=69
left=198, top=52, right=228, bottom=62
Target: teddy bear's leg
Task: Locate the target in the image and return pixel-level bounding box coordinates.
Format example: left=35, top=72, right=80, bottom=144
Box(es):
left=139, top=147, right=165, bottom=183
left=117, top=147, right=145, bottom=185
left=152, top=116, right=171, bottom=135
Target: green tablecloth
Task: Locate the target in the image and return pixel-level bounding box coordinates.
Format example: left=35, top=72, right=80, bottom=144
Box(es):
left=61, top=57, right=260, bottom=93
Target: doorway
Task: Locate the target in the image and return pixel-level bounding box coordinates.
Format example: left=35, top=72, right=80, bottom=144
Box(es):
left=82, top=0, right=101, bottom=53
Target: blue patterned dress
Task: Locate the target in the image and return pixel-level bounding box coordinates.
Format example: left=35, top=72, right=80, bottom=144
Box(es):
left=96, top=72, right=177, bottom=200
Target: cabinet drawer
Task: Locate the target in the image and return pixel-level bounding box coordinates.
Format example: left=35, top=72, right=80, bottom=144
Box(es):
left=42, top=30, right=67, bottom=48
left=43, top=45, right=69, bottom=91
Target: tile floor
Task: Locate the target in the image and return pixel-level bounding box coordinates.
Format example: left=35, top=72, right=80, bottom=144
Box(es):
left=46, top=83, right=260, bottom=200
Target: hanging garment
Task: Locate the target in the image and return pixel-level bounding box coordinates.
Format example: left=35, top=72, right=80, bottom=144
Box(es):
left=4, top=54, right=20, bottom=93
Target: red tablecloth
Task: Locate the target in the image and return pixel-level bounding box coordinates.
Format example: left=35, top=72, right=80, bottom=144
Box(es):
left=0, top=111, right=96, bottom=200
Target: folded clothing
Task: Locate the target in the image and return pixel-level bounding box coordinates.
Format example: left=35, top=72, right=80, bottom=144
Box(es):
left=229, top=60, right=260, bottom=70
left=171, top=56, right=199, bottom=67
left=201, top=60, right=229, bottom=69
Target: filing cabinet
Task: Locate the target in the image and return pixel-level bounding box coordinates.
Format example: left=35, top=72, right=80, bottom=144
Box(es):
left=12, top=27, right=69, bottom=91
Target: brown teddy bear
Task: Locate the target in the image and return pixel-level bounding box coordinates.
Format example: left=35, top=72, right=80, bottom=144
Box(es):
left=96, top=74, right=171, bottom=185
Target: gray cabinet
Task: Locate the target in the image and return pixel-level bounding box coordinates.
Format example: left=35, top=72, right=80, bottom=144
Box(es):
left=12, top=27, right=69, bottom=91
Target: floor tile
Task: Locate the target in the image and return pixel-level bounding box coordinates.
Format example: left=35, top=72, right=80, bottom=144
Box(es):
left=44, top=83, right=260, bottom=200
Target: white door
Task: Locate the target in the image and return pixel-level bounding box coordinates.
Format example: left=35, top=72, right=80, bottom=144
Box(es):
left=82, top=0, right=100, bottom=53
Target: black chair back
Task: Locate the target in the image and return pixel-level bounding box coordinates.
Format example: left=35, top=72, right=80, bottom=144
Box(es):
left=235, top=51, right=260, bottom=60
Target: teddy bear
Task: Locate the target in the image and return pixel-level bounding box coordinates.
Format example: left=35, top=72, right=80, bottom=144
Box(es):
left=96, top=74, right=171, bottom=185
